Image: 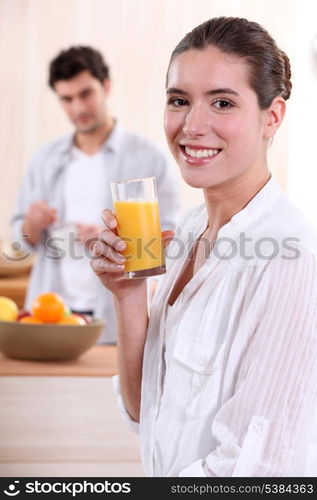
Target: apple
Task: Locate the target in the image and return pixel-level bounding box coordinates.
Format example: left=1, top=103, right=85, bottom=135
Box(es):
left=17, top=310, right=31, bottom=321
left=70, top=311, right=93, bottom=324
left=81, top=314, right=93, bottom=324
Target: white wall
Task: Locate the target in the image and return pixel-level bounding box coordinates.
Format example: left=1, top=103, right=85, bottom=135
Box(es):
left=0, top=0, right=299, bottom=242
left=288, top=0, right=317, bottom=229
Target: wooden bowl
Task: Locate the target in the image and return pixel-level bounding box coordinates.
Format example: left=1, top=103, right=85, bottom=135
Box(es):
left=0, top=319, right=105, bottom=361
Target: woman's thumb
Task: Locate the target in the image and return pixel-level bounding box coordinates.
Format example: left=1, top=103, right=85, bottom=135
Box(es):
left=162, top=230, right=175, bottom=248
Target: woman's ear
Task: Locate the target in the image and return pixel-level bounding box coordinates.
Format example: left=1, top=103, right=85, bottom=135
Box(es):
left=263, top=96, right=286, bottom=140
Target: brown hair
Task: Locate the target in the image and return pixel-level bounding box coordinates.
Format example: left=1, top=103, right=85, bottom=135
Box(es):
left=167, top=17, right=292, bottom=109
left=49, top=46, right=110, bottom=89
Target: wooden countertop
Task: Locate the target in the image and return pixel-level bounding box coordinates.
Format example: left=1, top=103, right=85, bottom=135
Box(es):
left=0, top=345, right=117, bottom=377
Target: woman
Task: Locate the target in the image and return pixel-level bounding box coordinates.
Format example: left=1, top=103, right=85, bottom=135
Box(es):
left=91, top=17, right=317, bottom=476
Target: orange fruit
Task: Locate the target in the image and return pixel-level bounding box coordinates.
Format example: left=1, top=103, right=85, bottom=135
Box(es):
left=58, top=314, right=86, bottom=326
left=20, top=316, right=43, bottom=324
left=32, top=292, right=65, bottom=323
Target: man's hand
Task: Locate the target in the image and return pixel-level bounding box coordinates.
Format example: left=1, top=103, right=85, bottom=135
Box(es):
left=22, top=201, right=57, bottom=246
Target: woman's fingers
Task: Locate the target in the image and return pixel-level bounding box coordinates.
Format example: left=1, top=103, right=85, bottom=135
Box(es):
left=99, top=227, right=126, bottom=252
left=90, top=256, right=125, bottom=275
left=89, top=209, right=127, bottom=277
left=90, top=208, right=127, bottom=278
left=95, top=228, right=173, bottom=260
left=95, top=213, right=174, bottom=277
left=101, top=209, right=118, bottom=230
left=162, top=230, right=175, bottom=248
left=92, top=240, right=125, bottom=264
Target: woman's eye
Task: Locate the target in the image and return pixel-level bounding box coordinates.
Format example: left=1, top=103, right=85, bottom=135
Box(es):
left=213, top=99, right=233, bottom=109
left=167, top=97, right=188, bottom=107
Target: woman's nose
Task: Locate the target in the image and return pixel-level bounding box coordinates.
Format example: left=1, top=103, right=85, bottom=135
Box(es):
left=182, top=104, right=211, bottom=137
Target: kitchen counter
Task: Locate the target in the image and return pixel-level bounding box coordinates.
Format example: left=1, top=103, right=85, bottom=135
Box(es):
left=0, top=345, right=143, bottom=477
left=0, top=257, right=143, bottom=476
left=0, top=345, right=117, bottom=376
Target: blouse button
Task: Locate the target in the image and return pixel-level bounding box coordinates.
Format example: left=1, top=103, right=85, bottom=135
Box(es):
left=252, top=422, right=264, bottom=434
left=198, top=357, right=207, bottom=366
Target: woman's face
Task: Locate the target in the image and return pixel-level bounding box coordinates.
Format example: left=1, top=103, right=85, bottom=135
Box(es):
left=164, top=46, right=271, bottom=189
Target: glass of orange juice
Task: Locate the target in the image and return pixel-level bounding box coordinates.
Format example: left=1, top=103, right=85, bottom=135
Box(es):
left=111, top=177, right=166, bottom=279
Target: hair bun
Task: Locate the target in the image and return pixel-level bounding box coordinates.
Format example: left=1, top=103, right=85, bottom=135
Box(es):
left=280, top=50, right=292, bottom=100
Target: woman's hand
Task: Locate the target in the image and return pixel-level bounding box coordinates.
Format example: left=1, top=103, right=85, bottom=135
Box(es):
left=90, top=209, right=174, bottom=300
left=75, top=223, right=103, bottom=250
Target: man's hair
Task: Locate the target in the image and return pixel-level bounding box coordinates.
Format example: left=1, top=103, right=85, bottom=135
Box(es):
left=48, top=46, right=110, bottom=88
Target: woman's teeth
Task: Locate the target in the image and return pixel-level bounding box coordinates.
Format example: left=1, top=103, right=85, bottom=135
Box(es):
left=184, top=146, right=220, bottom=158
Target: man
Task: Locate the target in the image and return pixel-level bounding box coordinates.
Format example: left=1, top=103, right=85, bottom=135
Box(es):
left=11, top=46, right=180, bottom=343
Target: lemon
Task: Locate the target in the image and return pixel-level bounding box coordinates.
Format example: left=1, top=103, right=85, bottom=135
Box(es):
left=0, top=296, right=19, bottom=321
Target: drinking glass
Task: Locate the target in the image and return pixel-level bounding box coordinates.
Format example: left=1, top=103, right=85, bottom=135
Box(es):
left=111, top=177, right=166, bottom=279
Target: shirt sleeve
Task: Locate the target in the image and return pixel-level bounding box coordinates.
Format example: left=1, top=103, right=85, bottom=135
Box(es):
left=112, top=375, right=140, bottom=434
left=11, top=149, right=47, bottom=253
left=179, top=250, right=317, bottom=477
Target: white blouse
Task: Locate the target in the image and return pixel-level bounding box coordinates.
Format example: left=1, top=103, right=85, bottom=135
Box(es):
left=113, top=176, right=317, bottom=477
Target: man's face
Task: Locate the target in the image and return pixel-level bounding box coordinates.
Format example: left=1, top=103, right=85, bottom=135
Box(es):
left=54, top=70, right=110, bottom=133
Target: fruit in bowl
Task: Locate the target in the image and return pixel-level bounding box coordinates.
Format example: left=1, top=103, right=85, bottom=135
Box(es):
left=0, top=293, right=95, bottom=326
left=32, top=292, right=65, bottom=323
left=19, top=316, right=43, bottom=324
left=58, top=314, right=86, bottom=325
left=17, top=309, right=31, bottom=321
left=0, top=293, right=105, bottom=361
left=0, top=296, right=19, bottom=321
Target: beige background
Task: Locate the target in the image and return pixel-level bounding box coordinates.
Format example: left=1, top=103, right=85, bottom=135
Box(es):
left=0, top=0, right=317, bottom=242
left=1, top=0, right=317, bottom=479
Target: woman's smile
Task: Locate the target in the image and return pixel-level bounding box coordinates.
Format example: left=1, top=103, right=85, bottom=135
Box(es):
left=179, top=143, right=222, bottom=166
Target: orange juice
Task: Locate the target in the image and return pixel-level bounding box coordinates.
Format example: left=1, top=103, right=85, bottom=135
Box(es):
left=114, top=200, right=164, bottom=272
